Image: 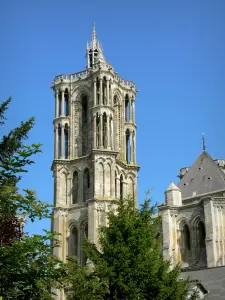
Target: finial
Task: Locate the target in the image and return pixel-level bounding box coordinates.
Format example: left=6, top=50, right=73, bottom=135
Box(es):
left=91, top=22, right=97, bottom=49
left=202, top=133, right=206, bottom=151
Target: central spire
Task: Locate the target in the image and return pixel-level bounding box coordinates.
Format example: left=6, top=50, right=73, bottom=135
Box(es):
left=90, top=22, right=98, bottom=49
left=86, top=24, right=105, bottom=69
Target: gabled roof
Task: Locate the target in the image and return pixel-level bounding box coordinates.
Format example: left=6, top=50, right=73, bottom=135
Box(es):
left=177, top=151, right=225, bottom=199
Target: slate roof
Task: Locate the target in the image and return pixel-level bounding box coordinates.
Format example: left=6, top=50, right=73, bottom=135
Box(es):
left=177, top=151, right=225, bottom=199
left=180, top=266, right=225, bottom=300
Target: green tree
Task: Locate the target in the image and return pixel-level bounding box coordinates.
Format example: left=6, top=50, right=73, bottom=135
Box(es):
left=0, top=98, right=66, bottom=299
left=67, top=195, right=195, bottom=300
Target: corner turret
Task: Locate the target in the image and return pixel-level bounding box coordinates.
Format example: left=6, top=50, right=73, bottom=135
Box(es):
left=165, top=181, right=182, bottom=206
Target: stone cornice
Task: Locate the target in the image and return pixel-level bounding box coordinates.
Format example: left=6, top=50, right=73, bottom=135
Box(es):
left=91, top=149, right=118, bottom=157
left=116, top=159, right=140, bottom=171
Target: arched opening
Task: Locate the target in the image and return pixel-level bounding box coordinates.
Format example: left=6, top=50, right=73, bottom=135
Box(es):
left=126, top=129, right=131, bottom=164
left=197, top=221, right=206, bottom=266
left=64, top=124, right=69, bottom=159
left=120, top=174, right=123, bottom=200
left=58, top=124, right=62, bottom=158
left=102, top=77, right=107, bottom=105
left=96, top=113, right=100, bottom=148
left=82, top=95, right=88, bottom=156
left=64, top=88, right=69, bottom=116
left=68, top=226, right=78, bottom=257
left=96, top=77, right=100, bottom=105
left=83, top=169, right=90, bottom=202
left=72, top=171, right=78, bottom=204
left=81, top=223, right=88, bottom=266
left=125, top=94, right=130, bottom=122
left=183, top=224, right=191, bottom=250
left=58, top=91, right=62, bottom=116
left=180, top=223, right=191, bottom=265
left=103, top=112, right=107, bottom=149
left=115, top=171, right=117, bottom=198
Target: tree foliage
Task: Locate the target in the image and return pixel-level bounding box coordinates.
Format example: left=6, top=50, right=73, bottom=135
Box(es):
left=67, top=195, right=195, bottom=300
left=0, top=98, right=66, bottom=299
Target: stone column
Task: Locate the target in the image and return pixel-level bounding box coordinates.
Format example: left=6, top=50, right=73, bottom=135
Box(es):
left=133, top=101, right=135, bottom=123
left=61, top=90, right=65, bottom=116
left=203, top=197, right=216, bottom=267
left=130, top=132, right=133, bottom=164
left=61, top=124, right=64, bottom=159
left=93, top=80, right=96, bottom=106
left=110, top=81, right=113, bottom=106
left=107, top=115, right=110, bottom=149
left=55, top=91, right=59, bottom=118
left=111, top=117, right=114, bottom=150
left=133, top=132, right=136, bottom=164
left=130, top=100, right=134, bottom=123
left=100, top=78, right=103, bottom=105
left=93, top=115, right=97, bottom=148
left=106, top=79, right=109, bottom=105
left=54, top=127, right=57, bottom=159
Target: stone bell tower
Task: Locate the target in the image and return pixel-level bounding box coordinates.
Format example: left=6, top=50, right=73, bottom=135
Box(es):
left=51, top=25, right=139, bottom=274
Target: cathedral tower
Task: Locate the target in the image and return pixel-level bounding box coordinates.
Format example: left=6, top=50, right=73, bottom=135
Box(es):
left=51, top=25, right=139, bottom=269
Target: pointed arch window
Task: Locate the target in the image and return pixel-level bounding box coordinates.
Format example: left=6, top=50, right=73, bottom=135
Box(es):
left=125, top=94, right=130, bottom=122
left=64, top=124, right=69, bottom=159
left=58, top=124, right=62, bottom=158
left=183, top=224, right=191, bottom=251
left=83, top=169, right=90, bottom=202
left=126, top=129, right=131, bottom=164
left=103, top=112, right=107, bottom=149
left=64, top=89, right=69, bottom=116
left=96, top=113, right=100, bottom=148
left=103, top=77, right=107, bottom=105
left=81, top=223, right=88, bottom=266
left=96, top=78, right=100, bottom=105
left=120, top=174, right=123, bottom=200
left=58, top=91, right=62, bottom=116
left=198, top=221, right=206, bottom=249
left=69, top=226, right=78, bottom=257
left=115, top=171, right=117, bottom=198
left=82, top=95, right=88, bottom=156
left=72, top=171, right=78, bottom=204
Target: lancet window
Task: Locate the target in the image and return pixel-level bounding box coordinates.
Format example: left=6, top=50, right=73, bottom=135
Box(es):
left=103, top=77, right=107, bottom=105
left=69, top=226, right=78, bottom=257
left=83, top=168, right=90, bottom=202
left=82, top=96, right=88, bottom=156
left=115, top=171, right=117, bottom=198
left=120, top=175, right=123, bottom=200
left=125, top=94, right=130, bottom=122
left=58, top=91, right=62, bottom=116
left=96, top=113, right=100, bottom=148
left=64, top=88, right=69, bottom=116
left=103, top=113, right=107, bottom=149
left=72, top=171, right=78, bottom=204
left=58, top=124, right=62, bottom=158
left=64, top=124, right=69, bottom=159
left=96, top=78, right=100, bottom=105
left=126, top=129, right=131, bottom=164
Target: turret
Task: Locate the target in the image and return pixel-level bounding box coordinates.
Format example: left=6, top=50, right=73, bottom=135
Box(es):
left=165, top=181, right=182, bottom=206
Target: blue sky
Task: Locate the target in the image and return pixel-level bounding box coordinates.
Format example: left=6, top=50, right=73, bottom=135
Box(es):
left=1, top=0, right=225, bottom=235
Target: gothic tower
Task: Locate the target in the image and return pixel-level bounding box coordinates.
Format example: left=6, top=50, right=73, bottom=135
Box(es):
left=51, top=25, right=139, bottom=272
